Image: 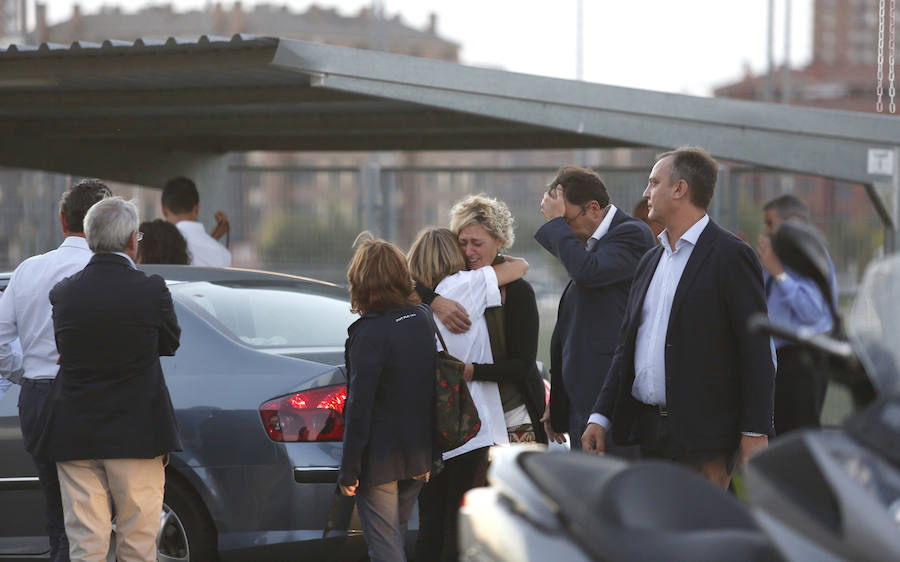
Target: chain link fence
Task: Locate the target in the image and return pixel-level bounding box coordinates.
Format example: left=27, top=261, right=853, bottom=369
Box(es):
left=0, top=161, right=887, bottom=376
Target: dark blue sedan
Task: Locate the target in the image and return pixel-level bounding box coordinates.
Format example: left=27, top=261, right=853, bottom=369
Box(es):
left=0, top=266, right=370, bottom=561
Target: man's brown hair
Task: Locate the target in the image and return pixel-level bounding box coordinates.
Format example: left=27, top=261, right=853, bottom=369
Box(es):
left=347, top=232, right=418, bottom=314
left=59, top=179, right=112, bottom=234
left=655, top=146, right=718, bottom=210
left=547, top=166, right=610, bottom=208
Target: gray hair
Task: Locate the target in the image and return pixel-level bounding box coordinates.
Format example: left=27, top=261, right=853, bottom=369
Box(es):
left=84, top=197, right=140, bottom=253
left=763, top=194, right=810, bottom=223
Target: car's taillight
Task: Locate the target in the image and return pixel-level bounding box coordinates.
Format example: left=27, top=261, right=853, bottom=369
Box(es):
left=259, top=384, right=347, bottom=442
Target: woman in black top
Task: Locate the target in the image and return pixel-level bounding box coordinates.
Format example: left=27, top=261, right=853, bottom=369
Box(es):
left=341, top=233, right=434, bottom=562
left=423, top=194, right=547, bottom=444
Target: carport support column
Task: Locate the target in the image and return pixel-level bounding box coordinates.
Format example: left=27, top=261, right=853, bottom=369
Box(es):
left=882, top=148, right=900, bottom=254
left=361, top=162, right=382, bottom=237
left=381, top=169, right=394, bottom=243
left=174, top=155, right=231, bottom=242
left=712, top=165, right=729, bottom=227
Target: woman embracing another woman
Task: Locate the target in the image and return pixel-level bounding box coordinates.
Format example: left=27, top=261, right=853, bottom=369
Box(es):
left=407, top=225, right=528, bottom=562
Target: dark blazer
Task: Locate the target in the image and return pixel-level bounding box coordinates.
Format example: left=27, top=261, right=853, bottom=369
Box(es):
left=33, top=253, right=181, bottom=461
left=592, top=220, right=776, bottom=452
left=535, top=210, right=655, bottom=433
left=340, top=305, right=435, bottom=488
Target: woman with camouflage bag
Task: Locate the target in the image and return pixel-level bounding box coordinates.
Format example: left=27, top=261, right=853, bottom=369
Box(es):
left=407, top=227, right=528, bottom=562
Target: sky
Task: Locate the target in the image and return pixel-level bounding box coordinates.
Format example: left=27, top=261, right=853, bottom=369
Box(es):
left=41, top=0, right=814, bottom=96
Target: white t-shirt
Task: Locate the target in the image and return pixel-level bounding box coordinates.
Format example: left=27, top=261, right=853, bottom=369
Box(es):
left=175, top=220, right=232, bottom=267
left=434, top=266, right=509, bottom=460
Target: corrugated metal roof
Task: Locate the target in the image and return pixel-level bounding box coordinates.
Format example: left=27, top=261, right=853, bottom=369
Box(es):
left=1, top=34, right=278, bottom=57
left=0, top=35, right=897, bottom=196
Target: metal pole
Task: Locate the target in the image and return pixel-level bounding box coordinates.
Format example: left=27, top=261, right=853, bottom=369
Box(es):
left=892, top=147, right=900, bottom=253
left=729, top=171, right=741, bottom=234
left=381, top=168, right=394, bottom=242
left=782, top=0, right=792, bottom=104
left=361, top=162, right=381, bottom=235
left=576, top=0, right=584, bottom=80
left=713, top=164, right=728, bottom=226
left=575, top=0, right=586, bottom=165
left=766, top=0, right=775, bottom=102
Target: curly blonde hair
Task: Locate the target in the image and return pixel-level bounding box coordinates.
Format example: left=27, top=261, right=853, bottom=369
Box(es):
left=448, top=194, right=515, bottom=250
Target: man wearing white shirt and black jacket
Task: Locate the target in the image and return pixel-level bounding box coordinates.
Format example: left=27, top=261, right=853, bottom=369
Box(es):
left=0, top=179, right=111, bottom=562
left=161, top=176, right=231, bottom=267
left=581, top=147, right=775, bottom=490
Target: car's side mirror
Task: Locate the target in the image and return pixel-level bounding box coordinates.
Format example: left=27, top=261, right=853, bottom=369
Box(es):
left=771, top=221, right=841, bottom=335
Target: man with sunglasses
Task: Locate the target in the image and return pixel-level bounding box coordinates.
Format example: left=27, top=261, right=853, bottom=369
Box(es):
left=535, top=166, right=655, bottom=451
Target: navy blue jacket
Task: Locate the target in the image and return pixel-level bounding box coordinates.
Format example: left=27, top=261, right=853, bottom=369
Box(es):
left=340, top=305, right=435, bottom=488
left=535, top=210, right=655, bottom=433
left=33, top=253, right=181, bottom=461
left=593, top=221, right=776, bottom=451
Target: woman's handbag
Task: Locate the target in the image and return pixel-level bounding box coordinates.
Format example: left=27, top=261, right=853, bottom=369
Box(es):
left=421, top=306, right=482, bottom=453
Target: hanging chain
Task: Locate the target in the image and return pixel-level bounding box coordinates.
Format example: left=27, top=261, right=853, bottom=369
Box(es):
left=890, top=0, right=896, bottom=113
left=878, top=0, right=886, bottom=112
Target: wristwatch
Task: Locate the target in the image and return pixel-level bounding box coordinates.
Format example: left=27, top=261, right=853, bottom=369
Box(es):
left=775, top=272, right=788, bottom=284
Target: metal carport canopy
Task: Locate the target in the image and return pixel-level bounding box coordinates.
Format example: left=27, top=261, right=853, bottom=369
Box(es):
left=0, top=34, right=898, bottom=227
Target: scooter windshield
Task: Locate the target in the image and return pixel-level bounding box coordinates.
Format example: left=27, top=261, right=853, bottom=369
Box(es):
left=849, top=253, right=900, bottom=395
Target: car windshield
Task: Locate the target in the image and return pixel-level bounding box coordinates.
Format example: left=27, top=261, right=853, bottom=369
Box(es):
left=170, top=280, right=356, bottom=349
left=849, top=253, right=900, bottom=395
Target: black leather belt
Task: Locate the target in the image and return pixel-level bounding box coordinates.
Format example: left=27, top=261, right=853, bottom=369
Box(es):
left=22, top=378, right=53, bottom=385
left=637, top=401, right=668, bottom=417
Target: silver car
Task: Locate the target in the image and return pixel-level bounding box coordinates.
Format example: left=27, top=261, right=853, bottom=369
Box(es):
left=0, top=266, right=369, bottom=561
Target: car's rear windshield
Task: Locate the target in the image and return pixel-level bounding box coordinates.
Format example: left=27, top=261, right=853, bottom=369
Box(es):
left=170, top=280, right=355, bottom=349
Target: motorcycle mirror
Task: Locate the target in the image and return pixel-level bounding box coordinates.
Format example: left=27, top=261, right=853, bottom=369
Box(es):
left=771, top=221, right=842, bottom=335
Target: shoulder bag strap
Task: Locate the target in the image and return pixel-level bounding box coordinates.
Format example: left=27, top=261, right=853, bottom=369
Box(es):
left=418, top=303, right=449, bottom=353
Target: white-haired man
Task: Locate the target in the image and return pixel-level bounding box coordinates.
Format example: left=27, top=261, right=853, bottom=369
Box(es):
left=32, top=197, right=182, bottom=562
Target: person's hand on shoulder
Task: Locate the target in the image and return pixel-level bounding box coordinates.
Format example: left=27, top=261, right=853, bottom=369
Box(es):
left=431, top=295, right=470, bottom=334
left=210, top=211, right=230, bottom=240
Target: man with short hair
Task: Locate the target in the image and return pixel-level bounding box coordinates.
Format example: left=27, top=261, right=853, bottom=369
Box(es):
left=535, top=166, right=655, bottom=450
left=759, top=194, right=837, bottom=435
left=33, top=197, right=181, bottom=562
left=582, top=147, right=775, bottom=489
left=161, top=176, right=231, bottom=267
left=0, top=178, right=111, bottom=562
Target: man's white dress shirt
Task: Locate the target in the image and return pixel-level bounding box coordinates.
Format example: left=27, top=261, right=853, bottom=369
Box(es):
left=586, top=204, right=618, bottom=251
left=434, top=266, right=509, bottom=460
left=589, top=215, right=710, bottom=429
left=175, top=220, right=231, bottom=267
left=0, top=237, right=93, bottom=381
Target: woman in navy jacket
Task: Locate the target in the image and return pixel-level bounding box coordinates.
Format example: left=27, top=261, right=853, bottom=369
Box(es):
left=340, top=233, right=435, bottom=562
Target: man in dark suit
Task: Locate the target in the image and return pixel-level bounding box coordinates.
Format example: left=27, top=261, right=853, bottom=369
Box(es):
left=535, top=166, right=655, bottom=450
left=34, top=197, right=181, bottom=561
left=582, top=147, right=775, bottom=489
